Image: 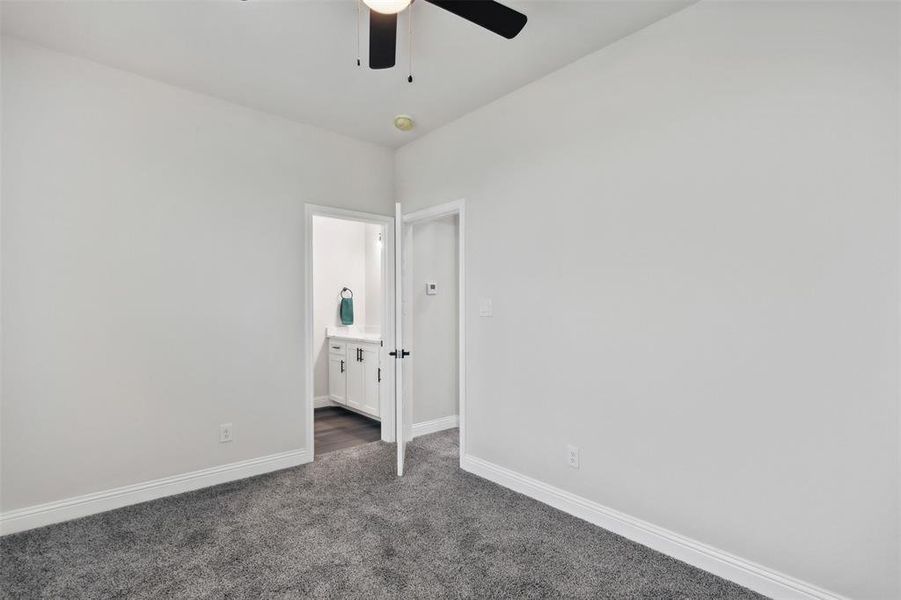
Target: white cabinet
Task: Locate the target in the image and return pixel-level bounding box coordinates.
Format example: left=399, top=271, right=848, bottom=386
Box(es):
left=328, top=354, right=346, bottom=404
left=327, top=336, right=381, bottom=419
left=358, top=344, right=381, bottom=416
left=328, top=340, right=348, bottom=404
left=345, top=346, right=365, bottom=412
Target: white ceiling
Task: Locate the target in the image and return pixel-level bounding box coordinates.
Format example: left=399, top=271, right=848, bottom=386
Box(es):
left=1, top=0, right=692, bottom=147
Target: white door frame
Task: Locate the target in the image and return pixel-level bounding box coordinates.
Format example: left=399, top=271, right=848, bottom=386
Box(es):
left=402, top=199, right=466, bottom=466
left=304, top=203, right=396, bottom=459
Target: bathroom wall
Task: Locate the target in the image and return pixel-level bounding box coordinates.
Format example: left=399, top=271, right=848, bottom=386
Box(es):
left=311, top=216, right=383, bottom=400
left=364, top=223, right=384, bottom=332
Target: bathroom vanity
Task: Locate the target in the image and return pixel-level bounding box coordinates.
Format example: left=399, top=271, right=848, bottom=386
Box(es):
left=327, top=328, right=382, bottom=419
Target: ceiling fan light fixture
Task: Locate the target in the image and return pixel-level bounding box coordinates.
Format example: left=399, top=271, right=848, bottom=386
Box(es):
left=363, top=0, right=412, bottom=15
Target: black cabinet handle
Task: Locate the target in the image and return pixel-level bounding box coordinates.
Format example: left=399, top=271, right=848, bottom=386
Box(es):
left=332, top=345, right=341, bottom=350
left=378, top=367, right=381, bottom=383
left=340, top=360, right=344, bottom=373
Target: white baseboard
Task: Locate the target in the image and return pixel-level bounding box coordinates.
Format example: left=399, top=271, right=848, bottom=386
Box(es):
left=461, top=454, right=848, bottom=600
left=314, top=395, right=336, bottom=408
left=412, top=415, right=459, bottom=438
left=1, top=448, right=311, bottom=536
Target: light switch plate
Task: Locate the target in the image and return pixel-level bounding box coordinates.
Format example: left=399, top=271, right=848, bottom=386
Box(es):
left=426, top=281, right=438, bottom=295
left=479, top=298, right=493, bottom=317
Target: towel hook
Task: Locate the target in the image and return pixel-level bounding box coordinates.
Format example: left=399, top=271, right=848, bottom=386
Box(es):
left=340, top=287, right=354, bottom=299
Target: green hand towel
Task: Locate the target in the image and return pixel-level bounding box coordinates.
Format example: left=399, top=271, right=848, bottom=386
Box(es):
left=340, top=297, right=354, bottom=325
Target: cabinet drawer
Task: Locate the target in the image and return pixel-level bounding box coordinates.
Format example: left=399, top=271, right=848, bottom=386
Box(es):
left=328, top=341, right=346, bottom=356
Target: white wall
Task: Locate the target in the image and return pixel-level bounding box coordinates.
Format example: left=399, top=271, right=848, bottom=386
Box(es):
left=311, top=216, right=383, bottom=399
left=411, top=215, right=458, bottom=424
left=396, top=2, right=900, bottom=599
left=364, top=223, right=383, bottom=331
left=0, top=38, right=394, bottom=512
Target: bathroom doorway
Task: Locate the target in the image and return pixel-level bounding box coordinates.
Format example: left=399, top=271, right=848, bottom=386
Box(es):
left=304, top=205, right=395, bottom=458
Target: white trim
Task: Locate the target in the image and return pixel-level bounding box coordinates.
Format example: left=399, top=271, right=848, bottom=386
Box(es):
left=314, top=395, right=336, bottom=409
left=403, top=200, right=465, bottom=223
left=395, top=203, right=407, bottom=475
left=402, top=199, right=466, bottom=467
left=304, top=203, right=397, bottom=462
left=461, top=454, right=849, bottom=600
left=411, top=415, right=459, bottom=438
left=1, top=448, right=311, bottom=536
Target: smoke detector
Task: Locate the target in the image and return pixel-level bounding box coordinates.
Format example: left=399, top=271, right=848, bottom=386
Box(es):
left=394, top=115, right=415, bottom=132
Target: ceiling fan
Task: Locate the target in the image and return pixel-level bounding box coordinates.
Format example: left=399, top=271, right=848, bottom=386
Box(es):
left=363, top=0, right=528, bottom=70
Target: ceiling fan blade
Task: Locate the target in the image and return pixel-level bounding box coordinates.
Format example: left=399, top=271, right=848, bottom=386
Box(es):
left=369, top=10, right=397, bottom=69
left=424, top=0, right=527, bottom=39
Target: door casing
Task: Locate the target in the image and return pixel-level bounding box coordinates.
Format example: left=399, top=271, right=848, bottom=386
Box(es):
left=400, top=199, right=466, bottom=467
left=303, top=203, right=396, bottom=459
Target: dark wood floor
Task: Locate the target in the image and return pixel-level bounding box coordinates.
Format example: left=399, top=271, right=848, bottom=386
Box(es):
left=314, top=406, right=381, bottom=456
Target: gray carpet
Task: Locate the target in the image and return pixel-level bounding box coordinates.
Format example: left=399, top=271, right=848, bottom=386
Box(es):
left=0, top=430, right=768, bottom=599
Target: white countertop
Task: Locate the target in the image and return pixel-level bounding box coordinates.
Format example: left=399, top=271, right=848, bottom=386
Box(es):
left=327, top=327, right=382, bottom=343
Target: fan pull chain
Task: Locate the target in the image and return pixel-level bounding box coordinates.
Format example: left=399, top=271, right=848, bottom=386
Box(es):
left=356, top=0, right=361, bottom=66
left=407, top=1, right=414, bottom=83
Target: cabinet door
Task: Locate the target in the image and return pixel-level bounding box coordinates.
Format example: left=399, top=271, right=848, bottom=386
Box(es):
left=359, top=345, right=380, bottom=417
left=345, top=347, right=364, bottom=411
left=328, top=353, right=346, bottom=404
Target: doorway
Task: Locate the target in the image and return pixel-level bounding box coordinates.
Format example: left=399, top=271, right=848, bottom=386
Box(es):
left=304, top=204, right=395, bottom=459
left=397, top=200, right=466, bottom=472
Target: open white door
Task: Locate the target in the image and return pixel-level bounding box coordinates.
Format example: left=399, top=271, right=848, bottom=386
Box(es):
left=394, top=202, right=411, bottom=476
